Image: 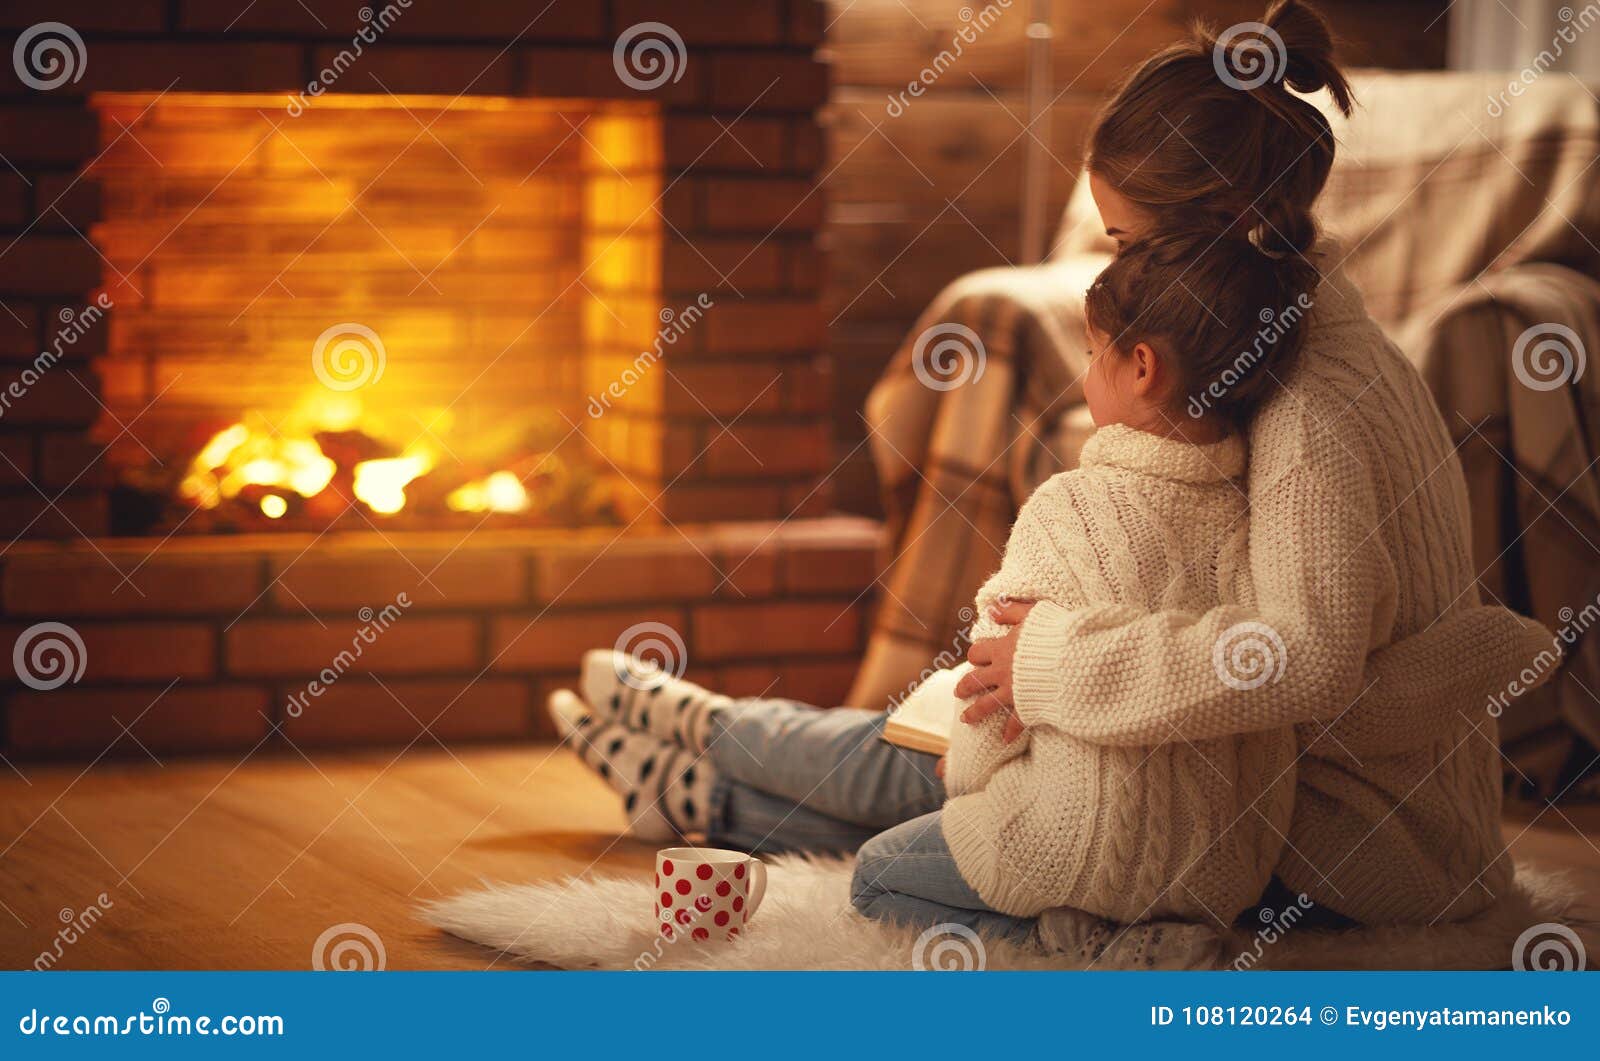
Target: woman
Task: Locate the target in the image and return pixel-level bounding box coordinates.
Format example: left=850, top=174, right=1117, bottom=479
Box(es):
left=553, top=0, right=1550, bottom=950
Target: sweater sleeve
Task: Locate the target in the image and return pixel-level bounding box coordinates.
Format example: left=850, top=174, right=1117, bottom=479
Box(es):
left=975, top=478, right=1095, bottom=617
left=942, top=711, right=1020, bottom=797
left=1010, top=428, right=1392, bottom=744
left=945, top=479, right=1089, bottom=790
left=1321, top=604, right=1557, bottom=756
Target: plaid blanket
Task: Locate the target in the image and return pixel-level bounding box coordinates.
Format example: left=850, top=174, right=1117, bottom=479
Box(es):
left=1398, top=263, right=1600, bottom=780
left=850, top=71, right=1600, bottom=789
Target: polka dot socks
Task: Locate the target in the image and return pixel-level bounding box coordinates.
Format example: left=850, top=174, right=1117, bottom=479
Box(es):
left=548, top=689, right=715, bottom=843
left=580, top=649, right=732, bottom=755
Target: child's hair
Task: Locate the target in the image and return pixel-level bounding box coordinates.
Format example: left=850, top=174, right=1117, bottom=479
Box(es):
left=1086, top=0, right=1353, bottom=257
left=1082, top=229, right=1318, bottom=428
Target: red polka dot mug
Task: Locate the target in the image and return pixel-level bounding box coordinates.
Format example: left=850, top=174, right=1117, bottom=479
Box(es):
left=653, top=847, right=767, bottom=944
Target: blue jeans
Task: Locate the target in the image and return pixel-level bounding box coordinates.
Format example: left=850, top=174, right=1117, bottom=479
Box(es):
left=852, top=811, right=1039, bottom=946
left=703, top=699, right=1038, bottom=944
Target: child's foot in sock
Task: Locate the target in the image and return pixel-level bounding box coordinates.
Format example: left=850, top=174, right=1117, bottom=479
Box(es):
left=1036, top=906, right=1222, bottom=970
left=547, top=689, right=716, bottom=842
left=580, top=649, right=733, bottom=753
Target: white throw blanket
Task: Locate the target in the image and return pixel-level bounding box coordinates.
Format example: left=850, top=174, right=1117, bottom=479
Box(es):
left=419, top=855, right=1595, bottom=972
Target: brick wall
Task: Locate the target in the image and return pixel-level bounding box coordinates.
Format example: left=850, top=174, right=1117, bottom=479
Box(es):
left=0, top=0, right=831, bottom=534
left=0, top=516, right=880, bottom=759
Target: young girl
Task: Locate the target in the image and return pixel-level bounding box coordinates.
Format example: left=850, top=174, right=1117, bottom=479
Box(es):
left=553, top=228, right=1318, bottom=950
left=851, top=228, right=1316, bottom=942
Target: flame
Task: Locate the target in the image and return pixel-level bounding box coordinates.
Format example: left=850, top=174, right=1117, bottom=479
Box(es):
left=178, top=393, right=533, bottom=520
left=299, top=391, right=362, bottom=432
left=446, top=470, right=530, bottom=513
left=197, top=423, right=249, bottom=467
left=352, top=450, right=434, bottom=515
left=183, top=419, right=336, bottom=509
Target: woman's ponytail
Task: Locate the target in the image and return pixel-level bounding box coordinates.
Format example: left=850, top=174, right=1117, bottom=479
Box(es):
left=1250, top=195, right=1319, bottom=260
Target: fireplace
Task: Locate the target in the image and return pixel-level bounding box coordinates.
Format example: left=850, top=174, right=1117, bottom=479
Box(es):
left=90, top=90, right=662, bottom=533
left=0, top=2, right=878, bottom=760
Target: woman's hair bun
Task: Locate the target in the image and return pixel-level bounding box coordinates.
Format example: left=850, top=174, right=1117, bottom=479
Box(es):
left=1263, top=0, right=1353, bottom=116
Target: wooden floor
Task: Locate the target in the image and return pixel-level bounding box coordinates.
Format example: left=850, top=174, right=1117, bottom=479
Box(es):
left=0, top=744, right=657, bottom=970
left=2, top=744, right=1598, bottom=970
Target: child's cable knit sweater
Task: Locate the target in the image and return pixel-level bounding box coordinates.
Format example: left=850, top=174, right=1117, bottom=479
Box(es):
left=1007, top=263, right=1557, bottom=925
left=942, top=424, right=1295, bottom=924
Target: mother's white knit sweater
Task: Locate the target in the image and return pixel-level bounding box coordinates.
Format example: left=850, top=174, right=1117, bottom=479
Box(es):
left=1008, top=263, right=1555, bottom=925
left=943, top=424, right=1294, bottom=924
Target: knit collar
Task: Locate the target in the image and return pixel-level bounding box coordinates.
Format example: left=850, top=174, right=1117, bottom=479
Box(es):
left=1305, top=242, right=1365, bottom=329
left=1079, top=423, right=1246, bottom=484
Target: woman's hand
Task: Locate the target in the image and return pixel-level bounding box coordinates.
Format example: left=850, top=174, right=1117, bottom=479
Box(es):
left=956, top=600, right=1035, bottom=742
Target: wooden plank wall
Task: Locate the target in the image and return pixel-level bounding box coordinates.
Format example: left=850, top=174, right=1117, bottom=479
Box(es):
left=823, top=0, right=1451, bottom=513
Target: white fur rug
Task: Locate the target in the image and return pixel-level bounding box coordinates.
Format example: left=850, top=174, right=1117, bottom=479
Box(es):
left=420, top=855, right=1598, bottom=971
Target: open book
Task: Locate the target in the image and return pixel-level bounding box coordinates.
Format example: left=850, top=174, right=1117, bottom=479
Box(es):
left=881, top=665, right=970, bottom=756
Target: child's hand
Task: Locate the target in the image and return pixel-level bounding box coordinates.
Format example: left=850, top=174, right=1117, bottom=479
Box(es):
left=935, top=755, right=947, bottom=778
left=957, top=599, right=1034, bottom=742
left=961, top=698, right=1025, bottom=742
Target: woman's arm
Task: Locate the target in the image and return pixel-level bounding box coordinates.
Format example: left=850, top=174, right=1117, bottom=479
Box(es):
left=1320, top=604, right=1556, bottom=755
left=966, top=436, right=1391, bottom=744
left=964, top=413, right=1560, bottom=747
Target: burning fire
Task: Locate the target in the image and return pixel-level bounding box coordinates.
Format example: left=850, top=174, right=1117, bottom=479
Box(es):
left=350, top=451, right=434, bottom=515
left=446, top=470, right=530, bottom=514
left=178, top=421, right=336, bottom=509
left=178, top=393, right=530, bottom=519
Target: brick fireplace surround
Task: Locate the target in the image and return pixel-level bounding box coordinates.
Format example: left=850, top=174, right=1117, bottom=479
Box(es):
left=0, top=1, right=881, bottom=758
